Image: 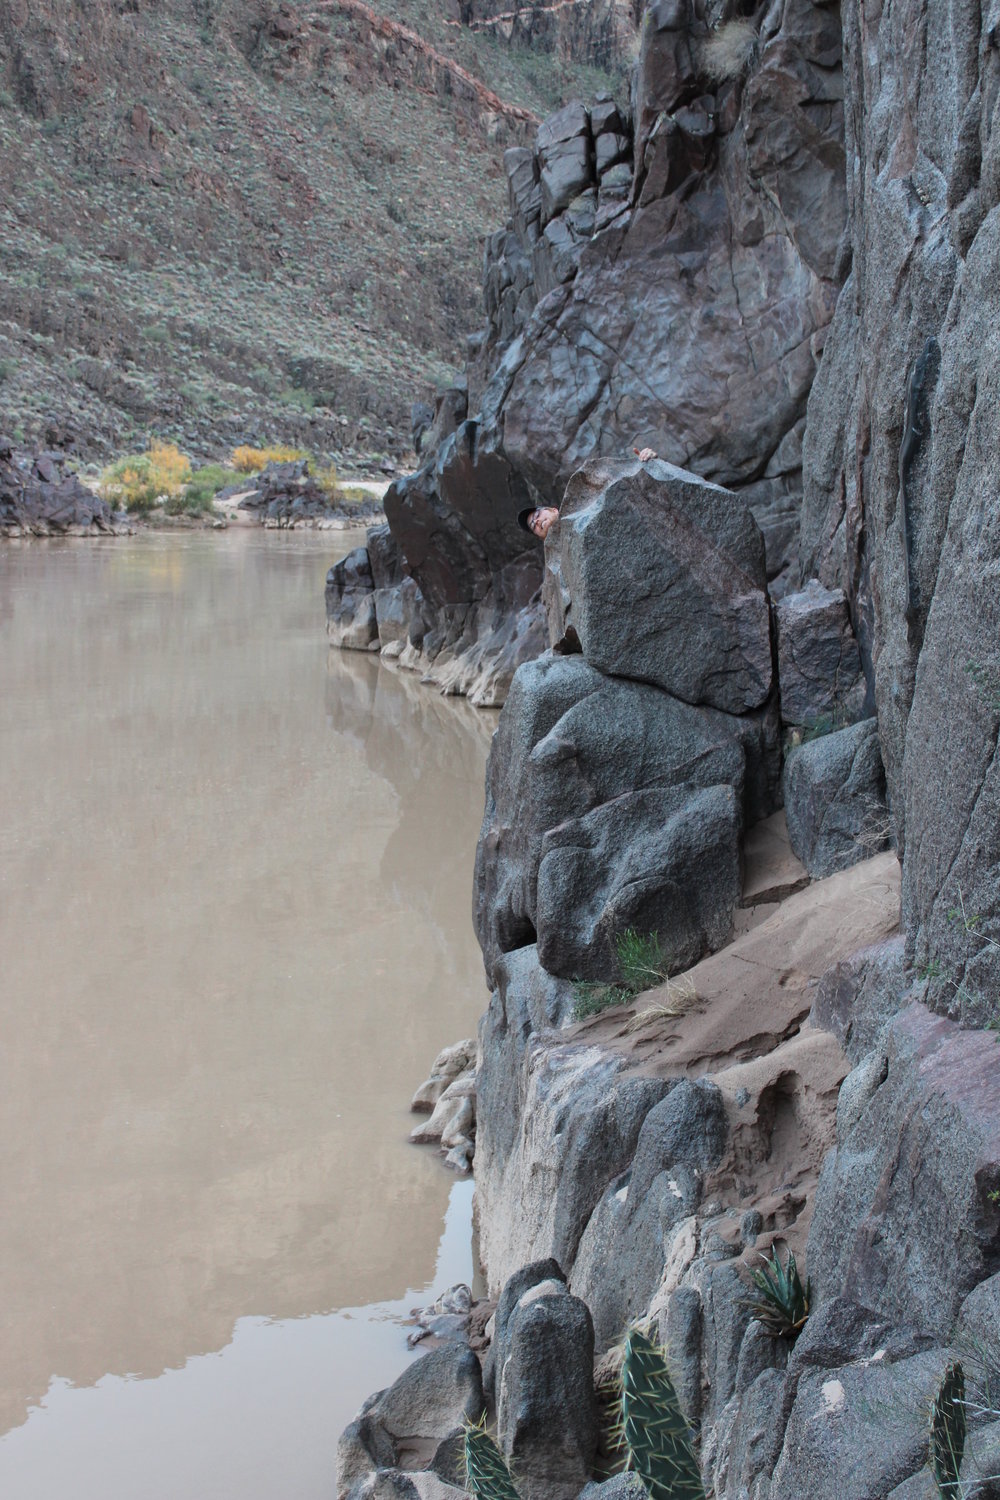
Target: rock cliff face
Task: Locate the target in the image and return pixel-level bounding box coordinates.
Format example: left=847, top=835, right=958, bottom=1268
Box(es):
left=335, top=2, right=1000, bottom=1497
left=328, top=0, right=848, bottom=695
left=800, top=0, right=1000, bottom=1025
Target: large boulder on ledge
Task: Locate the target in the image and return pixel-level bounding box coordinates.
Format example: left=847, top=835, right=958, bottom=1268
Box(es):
left=543, top=458, right=772, bottom=714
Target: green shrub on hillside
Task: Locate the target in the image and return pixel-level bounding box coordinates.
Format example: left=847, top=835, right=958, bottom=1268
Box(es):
left=180, top=464, right=242, bottom=510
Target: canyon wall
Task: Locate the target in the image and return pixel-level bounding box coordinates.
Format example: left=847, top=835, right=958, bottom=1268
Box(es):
left=333, top=2, right=1000, bottom=1496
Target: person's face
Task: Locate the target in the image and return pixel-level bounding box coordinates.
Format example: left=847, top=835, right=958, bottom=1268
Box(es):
left=529, top=506, right=559, bottom=541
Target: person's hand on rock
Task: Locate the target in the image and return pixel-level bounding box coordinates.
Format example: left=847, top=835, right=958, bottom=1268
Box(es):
left=636, top=447, right=656, bottom=462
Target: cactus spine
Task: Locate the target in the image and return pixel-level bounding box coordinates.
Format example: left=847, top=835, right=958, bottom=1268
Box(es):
left=464, top=1420, right=521, bottom=1500
left=621, top=1328, right=706, bottom=1500
left=930, top=1361, right=966, bottom=1500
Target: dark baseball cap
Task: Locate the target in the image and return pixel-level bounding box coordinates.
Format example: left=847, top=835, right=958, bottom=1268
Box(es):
left=517, top=507, right=537, bottom=533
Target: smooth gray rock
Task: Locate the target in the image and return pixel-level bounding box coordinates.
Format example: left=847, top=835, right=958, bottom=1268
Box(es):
left=767, top=1351, right=947, bottom=1498
left=375, top=577, right=423, bottom=654
left=539, top=137, right=592, bottom=224
left=536, top=100, right=590, bottom=153
left=535, top=781, right=741, bottom=981
left=474, top=654, right=780, bottom=986
left=810, top=935, right=908, bottom=1064
left=337, top=1346, right=483, bottom=1500
left=496, top=1281, right=597, bottom=1500
left=571, top=1082, right=728, bottom=1349
left=367, top=525, right=405, bottom=591
left=775, top=579, right=864, bottom=728
left=595, top=132, right=630, bottom=173
left=809, top=1004, right=1000, bottom=1342
left=475, top=952, right=674, bottom=1286
left=545, top=457, right=772, bottom=714
left=505, top=147, right=542, bottom=239
left=782, top=718, right=890, bottom=877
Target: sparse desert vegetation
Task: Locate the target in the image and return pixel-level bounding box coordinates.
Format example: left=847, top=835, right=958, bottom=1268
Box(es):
left=0, top=0, right=627, bottom=464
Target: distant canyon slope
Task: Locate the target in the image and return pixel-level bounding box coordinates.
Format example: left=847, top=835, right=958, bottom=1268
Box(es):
left=0, top=0, right=633, bottom=462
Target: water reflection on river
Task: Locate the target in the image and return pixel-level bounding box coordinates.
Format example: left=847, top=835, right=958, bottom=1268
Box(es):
left=0, top=531, right=491, bottom=1499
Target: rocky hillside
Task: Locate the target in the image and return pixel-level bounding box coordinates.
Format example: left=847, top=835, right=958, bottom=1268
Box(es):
left=0, top=0, right=630, bottom=462
left=329, top=0, right=1000, bottom=1494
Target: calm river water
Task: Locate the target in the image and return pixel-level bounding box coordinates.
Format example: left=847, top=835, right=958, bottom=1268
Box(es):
left=0, top=530, right=492, bottom=1499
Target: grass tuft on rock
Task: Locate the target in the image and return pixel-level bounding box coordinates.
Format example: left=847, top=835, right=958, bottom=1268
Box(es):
left=572, top=928, right=672, bottom=1022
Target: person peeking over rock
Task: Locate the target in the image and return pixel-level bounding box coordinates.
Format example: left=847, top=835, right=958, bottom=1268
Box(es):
left=517, top=451, right=656, bottom=541
left=517, top=505, right=560, bottom=541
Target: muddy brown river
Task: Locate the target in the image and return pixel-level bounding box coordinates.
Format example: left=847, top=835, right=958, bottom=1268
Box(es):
left=0, top=531, right=491, bottom=1499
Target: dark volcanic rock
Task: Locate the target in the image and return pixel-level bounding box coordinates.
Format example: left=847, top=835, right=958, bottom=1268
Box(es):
left=544, top=457, right=772, bottom=713
left=474, top=0, right=845, bottom=502
left=0, top=444, right=114, bottom=536
left=237, top=460, right=383, bottom=528
left=474, top=654, right=780, bottom=985
left=384, top=422, right=538, bottom=615
left=782, top=719, right=890, bottom=878
left=535, top=781, right=741, bottom=982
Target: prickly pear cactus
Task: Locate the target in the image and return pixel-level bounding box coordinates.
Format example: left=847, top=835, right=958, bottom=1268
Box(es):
left=621, top=1328, right=705, bottom=1500
left=930, top=1361, right=966, bottom=1500
left=464, top=1419, right=520, bottom=1500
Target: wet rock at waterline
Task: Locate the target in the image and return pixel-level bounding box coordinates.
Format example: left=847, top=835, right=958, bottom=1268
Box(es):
left=410, top=1040, right=477, bottom=1173
left=337, top=1344, right=483, bottom=1500
left=544, top=458, right=772, bottom=714
left=325, top=435, right=547, bottom=706
left=410, top=1040, right=476, bottom=1113
left=409, top=1074, right=476, bottom=1175
left=406, top=1284, right=474, bottom=1351
left=327, top=547, right=380, bottom=651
